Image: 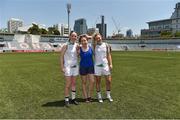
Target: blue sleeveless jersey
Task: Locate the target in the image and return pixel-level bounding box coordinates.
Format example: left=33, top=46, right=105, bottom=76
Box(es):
left=80, top=46, right=94, bottom=67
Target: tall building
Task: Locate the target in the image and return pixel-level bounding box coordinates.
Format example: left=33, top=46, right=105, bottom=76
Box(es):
left=73, top=18, right=87, bottom=35
left=96, top=23, right=107, bottom=39
left=8, top=18, right=23, bottom=33
left=96, top=16, right=107, bottom=39
left=54, top=23, right=69, bottom=36
left=61, top=24, right=69, bottom=36
left=141, top=2, right=180, bottom=38
left=53, top=24, right=61, bottom=35
left=126, top=29, right=133, bottom=37
left=87, top=28, right=99, bottom=35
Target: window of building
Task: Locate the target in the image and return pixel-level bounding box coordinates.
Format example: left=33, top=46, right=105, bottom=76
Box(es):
left=165, top=26, right=169, bottom=29
left=158, top=27, right=161, bottom=29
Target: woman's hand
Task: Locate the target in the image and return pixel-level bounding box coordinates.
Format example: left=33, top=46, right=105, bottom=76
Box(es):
left=109, top=64, right=113, bottom=71
left=61, top=67, right=65, bottom=73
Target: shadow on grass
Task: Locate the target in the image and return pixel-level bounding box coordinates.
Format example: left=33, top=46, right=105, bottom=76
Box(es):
left=42, top=100, right=65, bottom=107
left=42, top=98, right=98, bottom=107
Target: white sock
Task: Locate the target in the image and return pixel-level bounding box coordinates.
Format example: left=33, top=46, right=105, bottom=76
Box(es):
left=97, top=91, right=102, bottom=99
left=65, top=97, right=69, bottom=102
left=106, top=90, right=111, bottom=98
left=71, top=91, right=76, bottom=100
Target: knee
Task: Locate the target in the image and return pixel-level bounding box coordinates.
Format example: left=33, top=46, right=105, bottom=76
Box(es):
left=95, top=80, right=99, bottom=84
left=82, top=81, right=86, bottom=85
left=71, top=80, right=76, bottom=87
left=65, top=85, right=70, bottom=90
left=71, top=82, right=76, bottom=88
left=107, top=79, right=112, bottom=84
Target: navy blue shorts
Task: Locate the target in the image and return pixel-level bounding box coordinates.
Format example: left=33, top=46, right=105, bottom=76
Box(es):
left=79, top=66, right=94, bottom=75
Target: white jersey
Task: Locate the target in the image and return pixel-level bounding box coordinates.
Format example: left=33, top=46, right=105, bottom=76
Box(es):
left=94, top=42, right=109, bottom=66
left=64, top=42, right=78, bottom=67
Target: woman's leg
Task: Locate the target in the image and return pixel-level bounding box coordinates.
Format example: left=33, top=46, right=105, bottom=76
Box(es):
left=95, top=76, right=103, bottom=103
left=81, top=75, right=88, bottom=99
left=95, top=76, right=101, bottom=92
left=105, top=75, right=112, bottom=91
left=71, top=76, right=79, bottom=105
left=65, top=76, right=71, bottom=97
left=71, top=76, right=76, bottom=92
left=64, top=76, right=71, bottom=106
left=88, top=74, right=94, bottom=99
left=105, top=75, right=113, bottom=102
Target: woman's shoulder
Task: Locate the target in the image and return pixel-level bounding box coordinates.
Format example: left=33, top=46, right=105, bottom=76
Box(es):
left=88, top=44, right=92, bottom=48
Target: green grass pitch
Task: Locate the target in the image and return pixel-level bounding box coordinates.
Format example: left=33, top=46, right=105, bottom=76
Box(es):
left=0, top=51, right=180, bottom=119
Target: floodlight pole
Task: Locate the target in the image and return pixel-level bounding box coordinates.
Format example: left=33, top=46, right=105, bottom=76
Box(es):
left=67, top=3, right=71, bottom=34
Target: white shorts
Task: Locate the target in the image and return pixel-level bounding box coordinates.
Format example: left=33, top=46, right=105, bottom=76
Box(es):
left=64, top=66, right=79, bottom=76
left=94, top=64, right=111, bottom=76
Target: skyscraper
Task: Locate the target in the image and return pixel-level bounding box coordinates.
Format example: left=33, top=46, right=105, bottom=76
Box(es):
left=73, top=18, right=87, bottom=35
left=126, top=29, right=133, bottom=37
left=54, top=23, right=69, bottom=36
left=96, top=23, right=107, bottom=39
left=8, top=18, right=23, bottom=33
left=96, top=16, right=107, bottom=39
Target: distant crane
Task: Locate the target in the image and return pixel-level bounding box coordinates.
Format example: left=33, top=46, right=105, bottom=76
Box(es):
left=112, top=17, right=121, bottom=34
left=93, top=16, right=100, bottom=28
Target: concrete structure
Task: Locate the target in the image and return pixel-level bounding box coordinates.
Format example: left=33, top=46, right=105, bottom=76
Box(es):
left=74, top=18, right=87, bottom=35
left=126, top=29, right=133, bottom=38
left=87, top=28, right=99, bottom=35
left=1, top=32, right=180, bottom=52
left=8, top=18, right=23, bottom=33
left=96, top=16, right=107, bottom=39
left=54, top=23, right=69, bottom=36
left=141, top=2, right=180, bottom=38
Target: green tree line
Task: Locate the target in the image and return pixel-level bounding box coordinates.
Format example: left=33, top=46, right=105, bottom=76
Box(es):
left=28, top=24, right=60, bottom=35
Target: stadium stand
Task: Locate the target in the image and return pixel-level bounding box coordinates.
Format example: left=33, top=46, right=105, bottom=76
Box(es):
left=1, top=33, right=180, bottom=52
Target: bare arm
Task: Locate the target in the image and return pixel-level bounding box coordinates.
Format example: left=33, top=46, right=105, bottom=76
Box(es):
left=107, top=45, right=113, bottom=70
left=76, top=44, right=80, bottom=56
left=60, top=44, right=67, bottom=73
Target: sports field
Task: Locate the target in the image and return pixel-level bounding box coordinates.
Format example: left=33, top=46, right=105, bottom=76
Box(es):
left=0, top=51, right=180, bottom=119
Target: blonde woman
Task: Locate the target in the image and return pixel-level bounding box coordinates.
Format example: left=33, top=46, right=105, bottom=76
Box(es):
left=93, top=33, right=113, bottom=103
left=60, top=31, right=79, bottom=107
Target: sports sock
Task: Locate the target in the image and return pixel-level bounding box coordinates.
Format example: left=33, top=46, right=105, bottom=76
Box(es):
left=97, top=91, right=102, bottom=99
left=106, top=90, right=111, bottom=98
left=65, top=96, right=69, bottom=102
left=71, top=90, right=76, bottom=100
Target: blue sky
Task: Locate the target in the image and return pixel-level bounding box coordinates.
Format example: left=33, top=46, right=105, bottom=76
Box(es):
left=0, top=0, right=179, bottom=36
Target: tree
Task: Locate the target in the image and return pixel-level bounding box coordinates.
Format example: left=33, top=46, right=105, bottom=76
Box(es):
left=47, top=27, right=54, bottom=34
left=160, top=31, right=172, bottom=38
left=28, top=24, right=41, bottom=35
left=47, top=27, right=60, bottom=35
left=40, top=28, right=48, bottom=35
left=53, top=29, right=60, bottom=35
left=28, top=25, right=60, bottom=35
left=174, top=31, right=180, bottom=37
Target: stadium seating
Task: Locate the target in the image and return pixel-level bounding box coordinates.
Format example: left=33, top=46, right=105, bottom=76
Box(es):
left=1, top=33, right=180, bottom=52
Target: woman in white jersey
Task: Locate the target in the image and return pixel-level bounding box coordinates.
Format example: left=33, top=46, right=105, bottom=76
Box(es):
left=60, top=31, right=79, bottom=107
left=93, top=33, right=113, bottom=103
